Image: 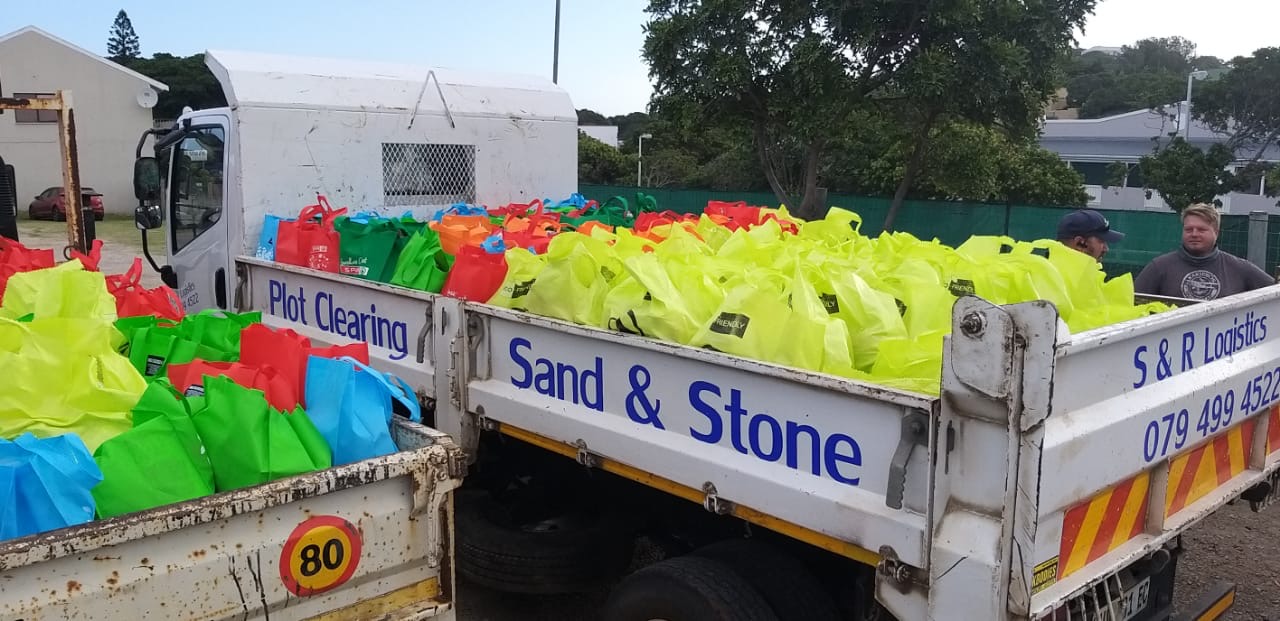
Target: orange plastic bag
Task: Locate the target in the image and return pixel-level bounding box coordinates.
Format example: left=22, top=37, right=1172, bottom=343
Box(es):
left=430, top=215, right=496, bottom=256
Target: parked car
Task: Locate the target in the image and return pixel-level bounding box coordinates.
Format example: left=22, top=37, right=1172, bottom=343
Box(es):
left=28, top=186, right=105, bottom=221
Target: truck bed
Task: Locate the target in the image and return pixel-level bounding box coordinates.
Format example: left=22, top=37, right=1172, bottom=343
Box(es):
left=238, top=256, right=1280, bottom=620
left=0, top=419, right=464, bottom=621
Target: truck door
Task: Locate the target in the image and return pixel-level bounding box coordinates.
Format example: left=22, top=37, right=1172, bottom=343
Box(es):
left=166, top=117, right=230, bottom=312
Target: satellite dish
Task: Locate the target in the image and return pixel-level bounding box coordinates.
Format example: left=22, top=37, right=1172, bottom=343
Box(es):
left=137, top=88, right=158, bottom=109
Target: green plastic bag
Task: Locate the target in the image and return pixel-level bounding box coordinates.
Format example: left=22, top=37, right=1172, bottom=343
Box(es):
left=92, top=380, right=216, bottom=518
left=488, top=248, right=548, bottom=310
left=177, top=309, right=261, bottom=357
left=190, top=376, right=331, bottom=492
left=1, top=259, right=116, bottom=321
left=336, top=217, right=402, bottom=282
left=0, top=316, right=144, bottom=451
left=524, top=234, right=623, bottom=326
left=390, top=226, right=455, bottom=293
left=124, top=322, right=235, bottom=378
left=564, top=196, right=635, bottom=228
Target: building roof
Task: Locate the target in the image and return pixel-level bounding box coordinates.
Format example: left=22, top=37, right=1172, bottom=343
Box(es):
left=204, top=49, right=574, bottom=121
left=0, top=26, right=169, bottom=92
left=1041, top=103, right=1226, bottom=141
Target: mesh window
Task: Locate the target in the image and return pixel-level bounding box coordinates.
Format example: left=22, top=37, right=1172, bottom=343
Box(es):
left=382, top=143, right=476, bottom=206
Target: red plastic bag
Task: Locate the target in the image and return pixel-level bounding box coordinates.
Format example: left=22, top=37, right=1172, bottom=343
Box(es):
left=705, top=200, right=763, bottom=231
left=634, top=211, right=698, bottom=233
left=0, top=238, right=56, bottom=300
left=276, top=195, right=347, bottom=272
left=106, top=258, right=185, bottom=322
left=68, top=239, right=104, bottom=272
left=442, top=244, right=508, bottom=302
left=167, top=359, right=299, bottom=411
left=238, top=324, right=370, bottom=405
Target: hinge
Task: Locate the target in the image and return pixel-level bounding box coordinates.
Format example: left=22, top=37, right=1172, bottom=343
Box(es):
left=702, top=482, right=733, bottom=515
left=573, top=439, right=601, bottom=468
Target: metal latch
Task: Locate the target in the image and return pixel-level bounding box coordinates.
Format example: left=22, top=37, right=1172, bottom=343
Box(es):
left=702, top=482, right=733, bottom=515
left=887, top=411, right=930, bottom=510
left=1244, top=469, right=1280, bottom=512
left=574, top=439, right=601, bottom=468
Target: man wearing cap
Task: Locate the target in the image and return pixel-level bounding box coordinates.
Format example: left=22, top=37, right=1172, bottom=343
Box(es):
left=1134, top=203, right=1273, bottom=301
left=1057, top=209, right=1125, bottom=261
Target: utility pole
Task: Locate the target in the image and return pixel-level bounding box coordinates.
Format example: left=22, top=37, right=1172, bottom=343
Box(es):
left=553, top=0, right=561, bottom=84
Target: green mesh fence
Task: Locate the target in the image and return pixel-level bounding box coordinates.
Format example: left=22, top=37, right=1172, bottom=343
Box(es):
left=578, top=185, right=1262, bottom=277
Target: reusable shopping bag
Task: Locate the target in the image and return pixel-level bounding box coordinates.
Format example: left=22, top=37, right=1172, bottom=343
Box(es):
left=168, top=359, right=299, bottom=410
left=522, top=234, right=622, bottom=325
left=256, top=214, right=291, bottom=261
left=441, top=244, right=508, bottom=302
left=0, top=259, right=116, bottom=322
left=91, top=381, right=216, bottom=518
left=0, top=432, right=103, bottom=540
left=106, top=258, right=185, bottom=322
left=238, top=323, right=369, bottom=404
left=336, top=214, right=404, bottom=281
left=390, top=226, right=455, bottom=293
left=0, top=237, right=55, bottom=301
left=488, top=248, right=548, bottom=310
left=304, top=356, right=421, bottom=465
left=190, top=376, right=331, bottom=492
left=275, top=195, right=347, bottom=272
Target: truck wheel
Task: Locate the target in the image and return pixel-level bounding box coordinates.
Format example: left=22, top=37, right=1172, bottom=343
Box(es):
left=691, top=539, right=841, bottom=621
left=456, top=489, right=635, bottom=594
left=603, top=555, right=780, bottom=621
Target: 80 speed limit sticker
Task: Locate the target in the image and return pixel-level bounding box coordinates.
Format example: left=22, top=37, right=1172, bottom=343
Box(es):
left=279, top=515, right=363, bottom=596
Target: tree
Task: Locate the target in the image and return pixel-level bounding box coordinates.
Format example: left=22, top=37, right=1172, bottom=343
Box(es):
left=875, top=0, right=1094, bottom=229
left=126, top=53, right=227, bottom=119
left=107, top=10, right=140, bottom=64
left=1194, top=47, right=1280, bottom=160
left=1063, top=36, right=1208, bottom=119
left=578, top=132, right=635, bottom=185
left=644, top=0, right=1093, bottom=223
left=576, top=109, right=609, bottom=125
left=1136, top=138, right=1239, bottom=211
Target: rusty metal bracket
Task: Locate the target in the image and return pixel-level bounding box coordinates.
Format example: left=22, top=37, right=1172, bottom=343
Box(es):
left=573, top=440, right=601, bottom=468
left=0, top=91, right=89, bottom=254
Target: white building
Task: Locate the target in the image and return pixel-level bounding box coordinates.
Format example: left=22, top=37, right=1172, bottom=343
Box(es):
left=0, top=26, right=168, bottom=216
left=579, top=124, right=619, bottom=148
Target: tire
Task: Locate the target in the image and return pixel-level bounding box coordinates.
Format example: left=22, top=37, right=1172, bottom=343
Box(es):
left=456, top=489, right=635, bottom=595
left=28, top=206, right=37, bottom=220
left=691, top=539, right=842, bottom=621
left=602, top=555, right=780, bottom=621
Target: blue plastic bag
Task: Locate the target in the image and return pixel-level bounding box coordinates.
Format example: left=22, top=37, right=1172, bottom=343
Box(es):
left=0, top=433, right=103, bottom=541
left=430, top=202, right=489, bottom=222
left=303, top=356, right=422, bottom=466
left=256, top=214, right=293, bottom=261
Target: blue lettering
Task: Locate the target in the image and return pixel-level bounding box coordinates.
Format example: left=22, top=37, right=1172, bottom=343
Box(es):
left=824, top=434, right=862, bottom=485
left=726, top=389, right=750, bottom=455
left=506, top=337, right=604, bottom=410
left=510, top=337, right=533, bottom=388
left=314, top=291, right=331, bottom=331
left=267, top=280, right=308, bottom=324
left=689, top=381, right=722, bottom=443
left=300, top=291, right=409, bottom=361
left=1133, top=346, right=1148, bottom=389
left=748, top=414, right=783, bottom=462
left=687, top=381, right=862, bottom=486
left=1181, top=331, right=1195, bottom=373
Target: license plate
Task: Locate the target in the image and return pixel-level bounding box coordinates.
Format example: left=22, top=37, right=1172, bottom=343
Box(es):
left=1119, top=577, right=1151, bottom=621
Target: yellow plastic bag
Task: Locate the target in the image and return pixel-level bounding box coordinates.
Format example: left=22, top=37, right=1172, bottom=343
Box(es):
left=0, top=317, right=144, bottom=451
left=524, top=234, right=623, bottom=326
left=806, top=258, right=909, bottom=372
left=603, top=253, right=723, bottom=343
left=487, top=248, right=548, bottom=311
left=870, top=331, right=947, bottom=395
left=779, top=263, right=857, bottom=376
left=689, top=272, right=790, bottom=361
left=1, top=260, right=116, bottom=322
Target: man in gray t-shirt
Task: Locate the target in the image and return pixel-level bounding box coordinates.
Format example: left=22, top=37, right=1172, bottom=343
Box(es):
left=1135, top=204, right=1274, bottom=301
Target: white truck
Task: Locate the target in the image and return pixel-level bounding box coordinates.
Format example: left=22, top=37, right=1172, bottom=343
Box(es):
left=126, top=49, right=1280, bottom=620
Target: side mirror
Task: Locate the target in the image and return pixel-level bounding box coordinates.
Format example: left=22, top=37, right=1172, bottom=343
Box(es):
left=133, top=157, right=161, bottom=202
left=134, top=203, right=163, bottom=231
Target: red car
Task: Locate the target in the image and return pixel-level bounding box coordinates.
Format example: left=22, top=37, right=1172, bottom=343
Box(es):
left=28, top=186, right=105, bottom=221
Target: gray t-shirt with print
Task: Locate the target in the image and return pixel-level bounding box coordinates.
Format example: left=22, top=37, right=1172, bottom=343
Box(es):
left=1134, top=247, right=1274, bottom=301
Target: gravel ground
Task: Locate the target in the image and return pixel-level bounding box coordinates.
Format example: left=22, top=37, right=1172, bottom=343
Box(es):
left=23, top=217, right=1274, bottom=620
left=13, top=216, right=164, bottom=288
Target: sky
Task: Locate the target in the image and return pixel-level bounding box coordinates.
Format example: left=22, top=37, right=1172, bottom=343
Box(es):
left=1, top=1, right=1276, bottom=117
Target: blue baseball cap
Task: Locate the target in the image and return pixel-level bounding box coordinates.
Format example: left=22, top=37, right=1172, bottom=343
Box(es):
left=1057, top=209, right=1125, bottom=243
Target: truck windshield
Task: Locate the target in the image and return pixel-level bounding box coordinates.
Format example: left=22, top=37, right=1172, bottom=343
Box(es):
left=169, top=127, right=225, bottom=251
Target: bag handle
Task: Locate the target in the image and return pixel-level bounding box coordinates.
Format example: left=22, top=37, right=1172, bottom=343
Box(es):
left=338, top=356, right=422, bottom=422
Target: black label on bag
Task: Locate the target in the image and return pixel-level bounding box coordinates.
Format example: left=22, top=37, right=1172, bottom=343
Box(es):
left=820, top=293, right=840, bottom=314
left=999, top=243, right=1014, bottom=254
left=145, top=355, right=165, bottom=376
left=948, top=279, right=976, bottom=297
left=1031, top=246, right=1049, bottom=259
left=709, top=313, right=750, bottom=338
left=600, top=266, right=617, bottom=281
left=895, top=298, right=908, bottom=317
left=511, top=279, right=535, bottom=299
left=184, top=385, right=206, bottom=397
left=643, top=292, right=652, bottom=302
